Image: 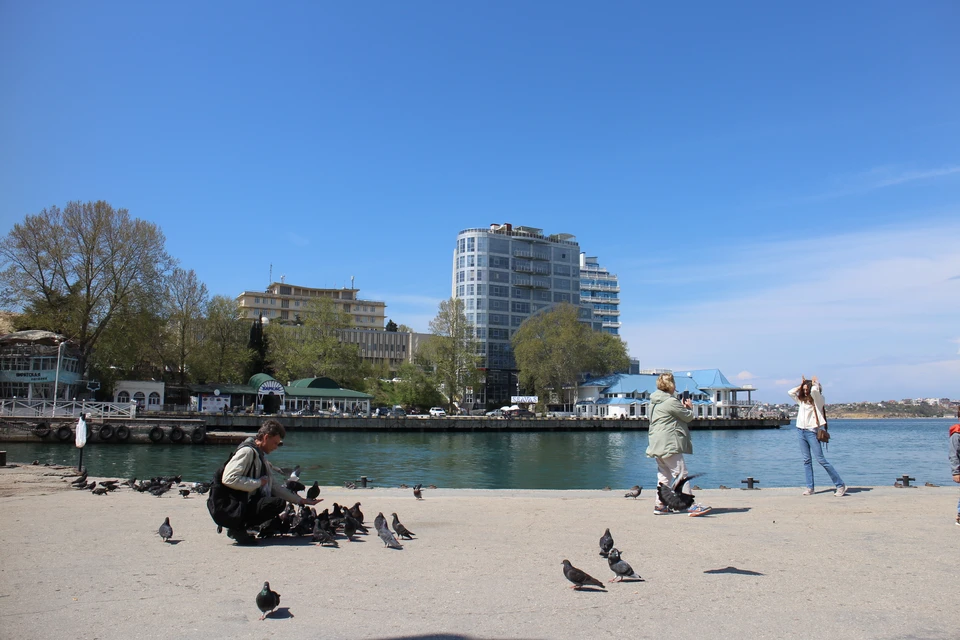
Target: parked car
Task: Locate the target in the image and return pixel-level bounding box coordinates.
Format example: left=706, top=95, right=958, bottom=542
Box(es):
left=485, top=409, right=504, bottom=417
left=429, top=407, right=446, bottom=417
left=385, top=407, right=406, bottom=418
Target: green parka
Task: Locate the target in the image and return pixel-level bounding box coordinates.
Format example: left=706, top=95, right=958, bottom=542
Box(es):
left=645, top=390, right=694, bottom=458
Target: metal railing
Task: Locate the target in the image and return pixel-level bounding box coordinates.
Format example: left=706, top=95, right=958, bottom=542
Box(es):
left=0, top=399, right=138, bottom=419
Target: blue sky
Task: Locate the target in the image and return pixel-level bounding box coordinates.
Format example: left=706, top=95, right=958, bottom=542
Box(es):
left=2, top=2, right=958, bottom=402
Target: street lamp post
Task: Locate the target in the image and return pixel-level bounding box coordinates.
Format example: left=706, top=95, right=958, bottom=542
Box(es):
left=51, top=340, right=65, bottom=417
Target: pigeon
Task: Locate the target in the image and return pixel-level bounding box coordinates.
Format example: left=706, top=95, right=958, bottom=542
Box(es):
left=428, top=484, right=437, bottom=489
left=311, top=521, right=338, bottom=546
left=92, top=486, right=108, bottom=495
left=70, top=471, right=88, bottom=486
left=624, top=485, right=642, bottom=499
left=285, top=479, right=305, bottom=494
left=657, top=474, right=702, bottom=512
left=256, top=581, right=280, bottom=620
left=398, top=483, right=409, bottom=489
left=391, top=512, right=415, bottom=539
left=606, top=548, right=642, bottom=582
left=179, top=489, right=190, bottom=498
left=561, top=559, right=605, bottom=590
left=377, top=525, right=403, bottom=549
left=413, top=484, right=423, bottom=500
left=342, top=515, right=357, bottom=541
left=598, top=528, right=614, bottom=558
left=306, top=481, right=320, bottom=501
left=374, top=512, right=386, bottom=532
left=348, top=502, right=364, bottom=524
left=158, top=517, right=173, bottom=542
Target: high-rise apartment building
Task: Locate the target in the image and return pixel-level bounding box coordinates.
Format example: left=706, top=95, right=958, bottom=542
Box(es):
left=236, top=281, right=387, bottom=329
left=453, top=223, right=584, bottom=406
left=579, top=253, right=621, bottom=335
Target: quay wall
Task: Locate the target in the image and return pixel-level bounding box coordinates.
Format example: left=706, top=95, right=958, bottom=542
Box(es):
left=1, top=414, right=786, bottom=444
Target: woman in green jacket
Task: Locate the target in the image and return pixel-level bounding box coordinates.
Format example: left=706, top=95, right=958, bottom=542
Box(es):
left=646, top=372, right=711, bottom=516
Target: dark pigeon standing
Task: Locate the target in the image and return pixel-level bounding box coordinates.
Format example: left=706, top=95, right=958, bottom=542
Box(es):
left=306, top=481, right=320, bottom=501
left=256, top=581, right=280, bottom=620
left=561, top=560, right=605, bottom=590
left=374, top=512, right=386, bottom=532
left=624, top=485, right=642, bottom=499
left=348, top=502, right=364, bottom=524
left=92, top=486, right=108, bottom=495
left=413, top=483, right=423, bottom=500
left=70, top=470, right=88, bottom=486
left=391, top=512, right=415, bottom=539
left=342, top=515, right=357, bottom=541
left=158, top=517, right=173, bottom=542
left=606, top=548, right=642, bottom=582
left=311, top=521, right=338, bottom=546
left=179, top=488, right=190, bottom=498
left=599, top=528, right=614, bottom=557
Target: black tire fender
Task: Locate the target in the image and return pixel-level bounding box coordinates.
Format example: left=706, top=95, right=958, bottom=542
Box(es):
left=98, top=425, right=115, bottom=441
left=148, top=426, right=164, bottom=442
left=33, top=423, right=51, bottom=438
left=169, top=426, right=184, bottom=443
left=115, top=425, right=131, bottom=441
left=191, top=426, right=206, bottom=443
left=56, top=425, right=72, bottom=441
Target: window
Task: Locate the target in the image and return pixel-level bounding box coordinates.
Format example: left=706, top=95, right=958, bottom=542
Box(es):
left=467, top=237, right=475, bottom=251
left=255, top=297, right=261, bottom=304
left=490, top=255, right=510, bottom=269
left=511, top=315, right=525, bottom=327
left=490, top=299, right=509, bottom=311
left=553, top=292, right=570, bottom=303
left=476, top=284, right=485, bottom=296
left=467, top=255, right=475, bottom=267
left=512, top=287, right=530, bottom=299
left=476, top=255, right=486, bottom=267
left=489, top=237, right=510, bottom=254
left=117, top=390, right=130, bottom=403
left=490, top=285, right=509, bottom=297
left=466, top=284, right=475, bottom=296
left=489, top=270, right=509, bottom=283
left=512, top=301, right=530, bottom=313
left=489, top=314, right=508, bottom=326
left=149, top=392, right=161, bottom=406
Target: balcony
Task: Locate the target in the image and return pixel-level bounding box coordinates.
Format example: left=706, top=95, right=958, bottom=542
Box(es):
left=592, top=308, right=620, bottom=317
left=601, top=320, right=622, bottom=329
left=513, top=277, right=550, bottom=289
left=513, top=249, right=550, bottom=261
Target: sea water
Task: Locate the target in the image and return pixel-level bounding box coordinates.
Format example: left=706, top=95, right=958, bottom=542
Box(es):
left=4, top=418, right=957, bottom=490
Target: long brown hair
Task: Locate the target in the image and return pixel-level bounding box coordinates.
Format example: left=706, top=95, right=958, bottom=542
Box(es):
left=797, top=380, right=814, bottom=404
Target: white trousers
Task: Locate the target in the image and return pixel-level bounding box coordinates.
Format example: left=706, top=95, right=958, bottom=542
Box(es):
left=655, top=453, right=692, bottom=507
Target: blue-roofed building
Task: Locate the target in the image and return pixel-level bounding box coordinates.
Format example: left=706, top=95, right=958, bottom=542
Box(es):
left=575, top=369, right=757, bottom=419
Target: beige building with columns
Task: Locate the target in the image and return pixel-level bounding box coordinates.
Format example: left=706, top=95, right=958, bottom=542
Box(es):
left=236, top=280, right=387, bottom=329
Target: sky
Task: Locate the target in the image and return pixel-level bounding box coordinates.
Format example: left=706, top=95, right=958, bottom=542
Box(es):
left=1, top=2, right=958, bottom=403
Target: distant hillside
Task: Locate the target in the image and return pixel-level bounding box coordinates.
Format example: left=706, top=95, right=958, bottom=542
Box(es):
left=827, top=402, right=955, bottom=419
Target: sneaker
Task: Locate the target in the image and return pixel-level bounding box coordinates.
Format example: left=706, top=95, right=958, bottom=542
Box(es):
left=955, top=514, right=959, bottom=526
left=687, top=504, right=712, bottom=517
left=834, top=485, right=847, bottom=497
left=226, top=528, right=258, bottom=546
left=801, top=488, right=813, bottom=496
left=653, top=505, right=670, bottom=515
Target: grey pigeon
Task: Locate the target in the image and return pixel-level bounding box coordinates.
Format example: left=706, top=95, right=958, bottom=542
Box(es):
left=606, top=548, right=642, bottom=582
left=599, top=528, right=613, bottom=557
left=391, top=512, right=415, bottom=539
left=374, top=512, right=386, bottom=532
left=92, top=486, right=108, bottom=495
left=624, top=485, right=642, bottom=499
left=311, top=521, right=338, bottom=546
left=561, top=559, right=605, bottom=590
left=256, top=581, right=280, bottom=620
left=158, top=517, right=173, bottom=542
left=377, top=519, right=402, bottom=549
left=179, top=488, right=190, bottom=498
left=413, top=483, right=423, bottom=500
left=306, top=481, right=320, bottom=501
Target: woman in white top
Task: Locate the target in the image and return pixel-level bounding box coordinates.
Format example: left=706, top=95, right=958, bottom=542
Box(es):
left=788, top=376, right=845, bottom=496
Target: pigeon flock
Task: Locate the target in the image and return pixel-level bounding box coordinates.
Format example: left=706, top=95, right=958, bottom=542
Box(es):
left=562, top=526, right=645, bottom=590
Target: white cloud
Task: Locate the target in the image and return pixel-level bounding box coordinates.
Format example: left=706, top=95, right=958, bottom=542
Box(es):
left=736, top=371, right=756, bottom=380
left=809, top=165, right=960, bottom=201
left=620, top=219, right=960, bottom=402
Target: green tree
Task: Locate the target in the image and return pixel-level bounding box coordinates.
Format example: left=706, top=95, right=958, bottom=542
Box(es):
left=393, top=360, right=443, bottom=410
left=246, top=314, right=270, bottom=379
left=423, top=298, right=480, bottom=412
left=385, top=319, right=398, bottom=332
left=266, top=297, right=367, bottom=389
left=396, top=324, right=415, bottom=333
left=0, top=201, right=174, bottom=374
left=189, top=295, right=252, bottom=384
left=511, top=302, right=630, bottom=410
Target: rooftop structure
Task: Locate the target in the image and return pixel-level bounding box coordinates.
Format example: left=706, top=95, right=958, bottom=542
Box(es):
left=236, top=281, right=386, bottom=329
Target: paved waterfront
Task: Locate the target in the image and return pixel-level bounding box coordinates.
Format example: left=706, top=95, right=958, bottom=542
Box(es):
left=0, top=463, right=956, bottom=639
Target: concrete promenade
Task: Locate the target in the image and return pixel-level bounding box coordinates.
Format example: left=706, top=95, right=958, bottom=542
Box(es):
left=0, top=463, right=955, bottom=639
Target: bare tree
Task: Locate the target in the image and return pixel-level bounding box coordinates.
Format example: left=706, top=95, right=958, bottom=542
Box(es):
left=423, top=298, right=480, bottom=412
left=0, top=201, right=173, bottom=374
left=166, top=267, right=208, bottom=385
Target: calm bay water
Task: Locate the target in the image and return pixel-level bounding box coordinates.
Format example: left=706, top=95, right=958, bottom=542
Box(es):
left=5, top=418, right=957, bottom=490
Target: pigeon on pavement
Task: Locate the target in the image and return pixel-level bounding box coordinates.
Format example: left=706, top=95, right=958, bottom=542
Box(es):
left=413, top=484, right=423, bottom=500
left=561, top=560, right=605, bottom=590
left=599, top=528, right=614, bottom=557
left=158, top=517, right=173, bottom=542
left=624, top=485, right=642, bottom=499
left=606, top=548, right=642, bottom=582
left=657, top=474, right=702, bottom=511
left=391, top=513, right=415, bottom=539
left=256, top=581, right=280, bottom=620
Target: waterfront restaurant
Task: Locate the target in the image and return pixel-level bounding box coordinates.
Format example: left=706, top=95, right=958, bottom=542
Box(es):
left=187, top=374, right=372, bottom=414
left=0, top=330, right=82, bottom=401
left=576, top=369, right=757, bottom=419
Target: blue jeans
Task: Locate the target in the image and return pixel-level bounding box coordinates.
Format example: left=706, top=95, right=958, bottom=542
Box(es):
left=797, top=428, right=843, bottom=490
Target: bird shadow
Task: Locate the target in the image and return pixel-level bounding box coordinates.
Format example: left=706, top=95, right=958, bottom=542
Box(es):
left=572, top=586, right=607, bottom=593
left=845, top=487, right=871, bottom=494
left=166, top=539, right=183, bottom=546
left=265, top=607, right=294, bottom=620
left=702, top=507, right=750, bottom=515
left=703, top=566, right=764, bottom=576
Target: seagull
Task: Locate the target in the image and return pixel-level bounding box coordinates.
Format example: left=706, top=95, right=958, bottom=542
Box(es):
left=306, top=481, right=320, bottom=501
left=598, top=528, right=614, bottom=557
left=158, top=517, right=173, bottom=542
left=413, top=484, right=423, bottom=500
left=561, top=560, right=605, bottom=590
left=606, top=548, right=642, bottom=582
left=624, top=485, right=642, bottom=499
left=391, top=512, right=415, bottom=539
left=288, top=466, right=301, bottom=482
left=256, top=582, right=280, bottom=621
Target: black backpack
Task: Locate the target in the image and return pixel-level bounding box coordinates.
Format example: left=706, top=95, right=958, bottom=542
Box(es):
left=207, top=442, right=260, bottom=529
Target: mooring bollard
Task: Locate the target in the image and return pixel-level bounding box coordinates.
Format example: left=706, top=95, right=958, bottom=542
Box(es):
left=899, top=474, right=916, bottom=487
left=741, top=476, right=760, bottom=489
left=359, top=476, right=368, bottom=488
left=0, top=450, right=6, bottom=466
